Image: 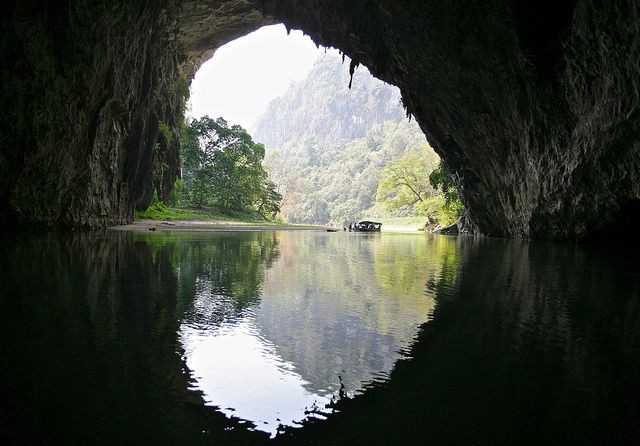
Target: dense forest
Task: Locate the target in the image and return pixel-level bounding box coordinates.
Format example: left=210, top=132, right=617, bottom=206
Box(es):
left=252, top=53, right=460, bottom=226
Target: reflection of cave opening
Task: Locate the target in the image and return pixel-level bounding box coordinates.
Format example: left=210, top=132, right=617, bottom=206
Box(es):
left=174, top=230, right=439, bottom=436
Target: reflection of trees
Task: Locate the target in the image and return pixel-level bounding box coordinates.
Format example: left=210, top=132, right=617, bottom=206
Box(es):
left=131, top=231, right=281, bottom=325
left=276, top=238, right=640, bottom=445
left=373, top=233, right=462, bottom=305
left=0, top=233, right=269, bottom=445
left=258, top=232, right=445, bottom=396
left=167, top=232, right=281, bottom=325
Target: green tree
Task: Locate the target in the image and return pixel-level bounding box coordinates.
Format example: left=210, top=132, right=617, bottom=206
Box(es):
left=428, top=160, right=465, bottom=226
left=181, top=116, right=280, bottom=216
left=375, top=146, right=464, bottom=226
left=375, top=146, right=439, bottom=212
left=255, top=179, right=283, bottom=219
left=180, top=118, right=214, bottom=207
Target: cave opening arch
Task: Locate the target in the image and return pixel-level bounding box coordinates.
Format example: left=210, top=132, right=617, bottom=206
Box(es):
left=184, top=23, right=442, bottom=227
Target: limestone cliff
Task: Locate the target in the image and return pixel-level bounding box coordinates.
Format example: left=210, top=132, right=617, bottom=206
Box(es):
left=1, top=0, right=639, bottom=239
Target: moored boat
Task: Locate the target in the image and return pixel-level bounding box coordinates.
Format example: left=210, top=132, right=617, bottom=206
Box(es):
left=351, top=221, right=382, bottom=232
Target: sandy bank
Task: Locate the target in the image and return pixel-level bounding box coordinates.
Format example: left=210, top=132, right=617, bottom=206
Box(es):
left=110, top=219, right=326, bottom=233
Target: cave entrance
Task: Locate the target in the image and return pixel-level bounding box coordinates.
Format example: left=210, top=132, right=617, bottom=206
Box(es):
left=179, top=24, right=459, bottom=230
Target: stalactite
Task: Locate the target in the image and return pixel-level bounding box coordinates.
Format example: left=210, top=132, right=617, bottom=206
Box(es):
left=348, top=59, right=359, bottom=90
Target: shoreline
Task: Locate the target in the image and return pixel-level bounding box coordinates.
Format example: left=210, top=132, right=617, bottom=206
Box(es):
left=109, top=219, right=326, bottom=233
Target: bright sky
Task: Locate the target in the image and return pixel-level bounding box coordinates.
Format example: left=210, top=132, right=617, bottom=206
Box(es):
left=189, top=24, right=328, bottom=131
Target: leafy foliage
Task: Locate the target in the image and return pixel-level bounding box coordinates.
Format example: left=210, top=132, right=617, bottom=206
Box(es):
left=253, top=52, right=431, bottom=224
left=428, top=161, right=465, bottom=226
left=376, top=146, right=439, bottom=212
left=264, top=120, right=428, bottom=224
left=180, top=116, right=281, bottom=218
left=375, top=148, right=464, bottom=227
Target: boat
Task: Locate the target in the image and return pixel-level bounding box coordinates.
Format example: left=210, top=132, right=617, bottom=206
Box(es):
left=351, top=221, right=382, bottom=232
left=326, top=228, right=340, bottom=232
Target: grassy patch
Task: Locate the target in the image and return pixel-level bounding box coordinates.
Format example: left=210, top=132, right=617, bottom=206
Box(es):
left=135, top=202, right=289, bottom=225
left=134, top=202, right=198, bottom=220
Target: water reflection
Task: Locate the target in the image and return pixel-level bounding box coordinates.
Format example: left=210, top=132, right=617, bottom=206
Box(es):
left=276, top=238, right=640, bottom=445
left=181, top=320, right=329, bottom=435
left=2, top=232, right=639, bottom=445
left=171, top=232, right=281, bottom=324
left=0, top=232, right=268, bottom=444
left=166, top=232, right=442, bottom=435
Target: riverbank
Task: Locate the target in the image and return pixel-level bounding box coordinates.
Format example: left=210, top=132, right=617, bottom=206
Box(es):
left=111, top=219, right=324, bottom=232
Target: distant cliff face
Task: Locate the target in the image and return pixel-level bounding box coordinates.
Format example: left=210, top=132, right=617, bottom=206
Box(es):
left=252, top=53, right=405, bottom=149
left=1, top=0, right=639, bottom=239
left=250, top=52, right=426, bottom=225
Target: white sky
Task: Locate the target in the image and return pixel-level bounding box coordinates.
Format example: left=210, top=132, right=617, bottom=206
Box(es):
left=189, top=24, right=330, bottom=131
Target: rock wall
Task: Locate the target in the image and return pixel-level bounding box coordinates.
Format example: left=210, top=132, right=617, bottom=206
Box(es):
left=1, top=0, right=639, bottom=238
left=0, top=0, right=185, bottom=228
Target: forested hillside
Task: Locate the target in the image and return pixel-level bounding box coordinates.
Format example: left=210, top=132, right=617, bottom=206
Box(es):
left=252, top=53, right=430, bottom=225
left=253, top=53, right=407, bottom=150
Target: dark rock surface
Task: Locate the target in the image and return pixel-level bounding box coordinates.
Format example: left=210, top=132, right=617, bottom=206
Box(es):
left=0, top=1, right=185, bottom=228
left=435, top=223, right=459, bottom=236
left=1, top=0, right=639, bottom=239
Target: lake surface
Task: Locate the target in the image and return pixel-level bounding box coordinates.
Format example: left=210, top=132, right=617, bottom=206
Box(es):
left=1, top=230, right=639, bottom=445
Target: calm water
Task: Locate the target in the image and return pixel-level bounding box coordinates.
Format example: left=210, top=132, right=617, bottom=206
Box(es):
left=1, top=231, right=639, bottom=445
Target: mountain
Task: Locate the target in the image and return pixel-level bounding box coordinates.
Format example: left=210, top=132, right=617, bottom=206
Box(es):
left=252, top=52, right=428, bottom=224
left=252, top=52, right=407, bottom=149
